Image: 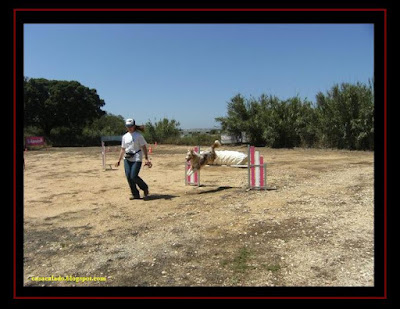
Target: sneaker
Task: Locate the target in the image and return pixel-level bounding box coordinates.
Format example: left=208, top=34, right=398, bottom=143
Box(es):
left=130, top=196, right=140, bottom=200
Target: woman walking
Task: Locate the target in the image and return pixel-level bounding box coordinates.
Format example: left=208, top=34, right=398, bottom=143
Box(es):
left=116, top=118, right=150, bottom=200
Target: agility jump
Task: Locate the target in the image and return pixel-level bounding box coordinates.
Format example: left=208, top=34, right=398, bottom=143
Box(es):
left=101, top=136, right=122, bottom=170
left=184, top=144, right=267, bottom=190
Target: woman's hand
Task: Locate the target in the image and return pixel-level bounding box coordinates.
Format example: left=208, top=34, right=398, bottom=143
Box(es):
left=115, top=160, right=120, bottom=167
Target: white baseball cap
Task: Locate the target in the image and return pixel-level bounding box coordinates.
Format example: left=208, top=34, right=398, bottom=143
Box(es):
left=125, top=118, right=135, bottom=127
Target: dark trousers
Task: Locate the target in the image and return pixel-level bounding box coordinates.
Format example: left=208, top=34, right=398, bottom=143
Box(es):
left=124, top=160, right=148, bottom=198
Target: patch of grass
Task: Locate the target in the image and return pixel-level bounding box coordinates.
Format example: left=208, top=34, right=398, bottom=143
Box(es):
left=220, top=259, right=230, bottom=267
left=232, top=247, right=252, bottom=273
left=221, top=246, right=253, bottom=274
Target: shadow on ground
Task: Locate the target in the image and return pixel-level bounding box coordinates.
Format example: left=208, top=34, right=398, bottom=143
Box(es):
left=143, top=194, right=179, bottom=201
left=197, top=186, right=234, bottom=194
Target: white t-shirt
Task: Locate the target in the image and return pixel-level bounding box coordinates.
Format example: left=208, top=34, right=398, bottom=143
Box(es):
left=121, top=131, right=147, bottom=162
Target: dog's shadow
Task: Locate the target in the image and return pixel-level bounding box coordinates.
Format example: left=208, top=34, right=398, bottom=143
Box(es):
left=143, top=194, right=179, bottom=201
left=197, top=186, right=233, bottom=194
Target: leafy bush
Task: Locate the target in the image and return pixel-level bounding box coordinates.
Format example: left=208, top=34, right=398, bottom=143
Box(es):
left=142, top=118, right=181, bottom=144
left=315, top=81, right=374, bottom=150
left=216, top=94, right=319, bottom=148
left=175, top=134, right=221, bottom=146
left=216, top=81, right=373, bottom=150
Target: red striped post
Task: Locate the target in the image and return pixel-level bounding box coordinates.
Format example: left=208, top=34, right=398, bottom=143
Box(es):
left=259, top=155, right=264, bottom=188
left=185, top=146, right=200, bottom=186
left=248, top=145, right=267, bottom=190
left=250, top=146, right=255, bottom=188
left=193, top=146, right=199, bottom=184
left=186, top=161, right=191, bottom=184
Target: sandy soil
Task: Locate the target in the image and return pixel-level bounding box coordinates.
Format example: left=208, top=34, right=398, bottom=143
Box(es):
left=23, top=144, right=374, bottom=287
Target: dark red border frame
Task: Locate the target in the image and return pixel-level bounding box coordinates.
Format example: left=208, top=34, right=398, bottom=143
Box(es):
left=13, top=7, right=388, bottom=300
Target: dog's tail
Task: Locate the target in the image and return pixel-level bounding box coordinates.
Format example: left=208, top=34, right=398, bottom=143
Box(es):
left=212, top=140, right=221, bottom=149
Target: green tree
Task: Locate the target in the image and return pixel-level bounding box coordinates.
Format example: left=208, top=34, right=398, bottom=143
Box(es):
left=316, top=82, right=374, bottom=150
left=81, top=113, right=126, bottom=145
left=143, top=118, right=181, bottom=143
left=215, top=94, right=249, bottom=142
left=84, top=113, right=125, bottom=136
left=216, top=93, right=317, bottom=148
left=272, top=96, right=318, bottom=148
left=216, top=81, right=373, bottom=150
left=24, top=78, right=106, bottom=138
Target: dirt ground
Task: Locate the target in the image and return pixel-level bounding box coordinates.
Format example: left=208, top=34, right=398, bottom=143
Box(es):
left=23, top=144, right=374, bottom=287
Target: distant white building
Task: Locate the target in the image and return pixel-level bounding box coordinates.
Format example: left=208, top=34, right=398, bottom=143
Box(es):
left=179, top=128, right=249, bottom=144
left=180, top=128, right=221, bottom=137
left=221, top=132, right=249, bottom=144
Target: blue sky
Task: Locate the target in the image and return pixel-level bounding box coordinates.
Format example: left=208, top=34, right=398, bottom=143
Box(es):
left=24, top=23, right=374, bottom=129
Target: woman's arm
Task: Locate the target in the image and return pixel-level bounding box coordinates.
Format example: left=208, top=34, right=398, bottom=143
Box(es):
left=141, top=145, right=149, bottom=161
left=115, top=147, right=125, bottom=167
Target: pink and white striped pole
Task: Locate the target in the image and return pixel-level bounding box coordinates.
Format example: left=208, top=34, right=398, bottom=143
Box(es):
left=250, top=146, right=256, bottom=188
left=185, top=146, right=200, bottom=186
left=259, top=155, right=264, bottom=188
left=248, top=145, right=267, bottom=190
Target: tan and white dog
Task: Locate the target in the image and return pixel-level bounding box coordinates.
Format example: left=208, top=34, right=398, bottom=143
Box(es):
left=185, top=140, right=221, bottom=176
